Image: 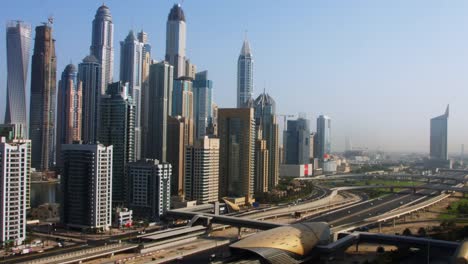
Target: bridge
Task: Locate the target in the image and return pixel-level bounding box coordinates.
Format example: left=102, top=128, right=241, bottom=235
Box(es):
left=332, top=185, right=468, bottom=194
left=304, top=173, right=467, bottom=184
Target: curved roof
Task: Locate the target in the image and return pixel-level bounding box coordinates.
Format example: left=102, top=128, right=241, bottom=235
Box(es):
left=95, top=5, right=112, bottom=21
left=125, top=30, right=136, bottom=41
left=64, top=64, right=77, bottom=73
left=82, top=55, right=99, bottom=63
left=254, top=92, right=275, bottom=107
left=168, top=4, right=186, bottom=22
left=230, top=222, right=330, bottom=257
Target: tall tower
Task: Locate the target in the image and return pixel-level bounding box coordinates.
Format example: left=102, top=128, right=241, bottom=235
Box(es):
left=314, top=115, right=331, bottom=160
left=79, top=55, right=101, bottom=143
left=430, top=105, right=449, bottom=161
left=193, top=71, right=213, bottom=140
left=61, top=143, right=112, bottom=232
left=29, top=24, right=57, bottom=171
left=99, top=82, right=136, bottom=205
left=138, top=31, right=152, bottom=158
left=90, top=4, right=114, bottom=94
left=4, top=21, right=31, bottom=137
left=165, top=4, right=186, bottom=78
left=56, top=64, right=82, bottom=167
left=146, top=61, right=173, bottom=162
left=0, top=137, right=31, bottom=245
left=120, top=30, right=143, bottom=160
left=254, top=92, right=279, bottom=190
left=237, top=40, right=253, bottom=108
left=218, top=108, right=255, bottom=199
left=173, top=77, right=194, bottom=144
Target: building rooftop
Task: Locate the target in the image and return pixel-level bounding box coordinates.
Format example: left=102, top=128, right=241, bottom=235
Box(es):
left=168, top=4, right=186, bottom=22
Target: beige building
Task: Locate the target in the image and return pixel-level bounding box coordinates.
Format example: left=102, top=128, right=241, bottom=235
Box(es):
left=167, top=116, right=186, bottom=197
left=218, top=108, right=255, bottom=199
left=185, top=137, right=219, bottom=204
left=255, top=137, right=269, bottom=194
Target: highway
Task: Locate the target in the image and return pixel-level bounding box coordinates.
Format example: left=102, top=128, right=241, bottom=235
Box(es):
left=306, top=184, right=445, bottom=228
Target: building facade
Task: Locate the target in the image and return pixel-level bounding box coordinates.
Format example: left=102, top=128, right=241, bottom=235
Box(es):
left=90, top=5, right=114, bottom=94
left=193, top=71, right=213, bottom=140
left=254, top=92, right=280, bottom=190
left=430, top=105, right=449, bottom=161
left=127, top=159, right=171, bottom=221
left=61, top=144, right=112, bottom=232
left=0, top=138, right=30, bottom=245
left=99, top=82, right=135, bottom=205
left=120, top=30, right=143, bottom=160
left=138, top=31, right=152, bottom=158
left=79, top=55, right=101, bottom=143
left=56, top=64, right=82, bottom=167
left=218, top=108, right=255, bottom=199
left=4, top=21, right=31, bottom=138
left=185, top=137, right=219, bottom=204
left=29, top=24, right=56, bottom=171
left=165, top=4, right=187, bottom=78
left=314, top=115, right=331, bottom=160
left=285, top=118, right=310, bottom=165
left=146, top=62, right=173, bottom=162
left=173, top=77, right=194, bottom=144
left=167, top=116, right=186, bottom=197
left=237, top=40, right=253, bottom=108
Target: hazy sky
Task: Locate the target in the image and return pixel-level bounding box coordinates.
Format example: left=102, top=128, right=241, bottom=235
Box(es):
left=0, top=0, right=467, bottom=154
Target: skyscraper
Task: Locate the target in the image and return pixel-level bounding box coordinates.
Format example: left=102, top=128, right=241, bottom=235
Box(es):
left=254, top=92, right=280, bottom=190
left=120, top=30, right=143, bottom=160
left=314, top=115, right=331, bottom=160
left=56, top=64, right=82, bottom=167
left=167, top=116, right=186, bottom=197
left=0, top=137, right=31, bottom=246
left=90, top=5, right=114, bottom=94
left=99, top=82, right=135, bottom=205
left=193, top=71, right=213, bottom=140
left=139, top=31, right=152, bottom=158
left=79, top=55, right=101, bottom=143
left=185, top=137, right=220, bottom=204
left=146, top=61, right=173, bottom=162
left=4, top=21, right=31, bottom=138
left=237, top=40, right=253, bottom=108
left=430, top=105, right=449, bottom=161
left=173, top=77, right=194, bottom=144
left=218, top=108, right=255, bottom=199
left=165, top=4, right=186, bottom=78
left=254, top=134, right=269, bottom=194
left=285, top=118, right=311, bottom=165
left=127, top=159, right=171, bottom=221
left=29, top=24, right=56, bottom=171
left=61, top=143, right=112, bottom=232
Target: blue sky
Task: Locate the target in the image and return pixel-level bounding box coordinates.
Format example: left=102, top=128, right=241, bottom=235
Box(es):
left=1, top=0, right=468, bottom=153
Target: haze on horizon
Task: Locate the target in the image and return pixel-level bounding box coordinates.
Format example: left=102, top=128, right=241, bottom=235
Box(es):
left=0, top=0, right=467, bottom=154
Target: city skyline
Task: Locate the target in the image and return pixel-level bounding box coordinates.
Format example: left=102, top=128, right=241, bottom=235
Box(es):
left=1, top=1, right=468, bottom=153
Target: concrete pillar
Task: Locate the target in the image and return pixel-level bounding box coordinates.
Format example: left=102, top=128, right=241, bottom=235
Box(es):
left=379, top=222, right=382, bottom=233
left=393, top=218, right=396, bottom=228
left=237, top=227, right=242, bottom=239
left=355, top=243, right=359, bottom=252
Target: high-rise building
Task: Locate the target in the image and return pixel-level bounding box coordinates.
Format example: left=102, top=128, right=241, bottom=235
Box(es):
left=79, top=55, right=101, bottom=143
left=0, top=137, right=31, bottom=246
left=29, top=24, right=56, bottom=171
left=146, top=61, right=173, bottom=162
left=99, top=82, right=135, bottom=205
left=193, top=71, right=213, bottom=140
left=254, top=92, right=280, bottom=190
left=206, top=103, right=218, bottom=137
left=120, top=30, right=143, bottom=160
left=127, top=159, right=171, bottom=221
left=167, top=116, right=186, bottom=197
left=56, top=64, right=82, bottom=167
left=309, top=133, right=315, bottom=162
left=237, top=40, right=253, bottom=108
left=254, top=135, right=269, bottom=194
left=138, top=31, right=152, bottom=158
left=90, top=5, right=114, bottom=94
left=185, top=137, right=219, bottom=204
left=430, top=105, right=449, bottom=161
left=218, top=108, right=255, bottom=199
left=165, top=4, right=186, bottom=78
left=173, top=77, right=194, bottom=144
left=61, top=143, right=112, bottom=232
left=314, top=115, right=331, bottom=160
left=285, top=118, right=310, bottom=165
left=4, top=21, right=31, bottom=138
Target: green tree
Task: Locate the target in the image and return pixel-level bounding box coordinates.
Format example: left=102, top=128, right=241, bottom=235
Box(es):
left=402, top=228, right=412, bottom=236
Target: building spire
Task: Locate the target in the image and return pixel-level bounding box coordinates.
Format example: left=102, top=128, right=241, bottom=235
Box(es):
left=445, top=104, right=449, bottom=118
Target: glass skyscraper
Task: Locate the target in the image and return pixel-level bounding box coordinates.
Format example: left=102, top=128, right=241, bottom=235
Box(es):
left=237, top=40, right=253, bottom=108
left=285, top=118, right=310, bottom=165
left=165, top=4, right=187, bottom=78
left=4, top=21, right=31, bottom=138
left=430, top=105, right=449, bottom=161
left=315, top=115, right=332, bottom=160
left=193, top=71, right=213, bottom=140
left=79, top=55, right=101, bottom=143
